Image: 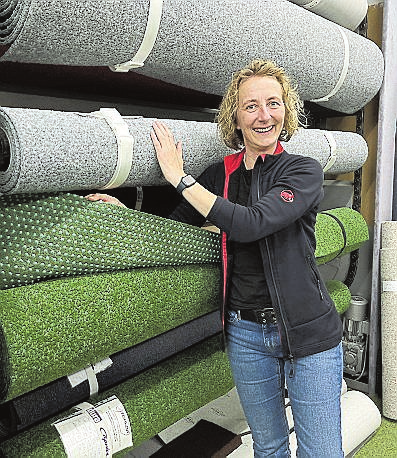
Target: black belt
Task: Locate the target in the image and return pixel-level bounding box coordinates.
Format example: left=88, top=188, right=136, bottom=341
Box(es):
left=238, top=307, right=277, bottom=325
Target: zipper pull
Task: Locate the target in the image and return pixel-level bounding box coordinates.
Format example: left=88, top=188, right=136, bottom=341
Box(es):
left=288, top=354, right=294, bottom=378
left=317, top=279, right=324, bottom=300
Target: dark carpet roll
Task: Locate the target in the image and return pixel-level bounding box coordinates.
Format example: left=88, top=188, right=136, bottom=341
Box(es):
left=0, top=336, right=234, bottom=457
left=0, top=311, right=222, bottom=439
left=0, top=264, right=221, bottom=403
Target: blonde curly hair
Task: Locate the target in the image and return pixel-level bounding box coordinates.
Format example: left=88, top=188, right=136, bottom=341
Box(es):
left=216, top=59, right=306, bottom=150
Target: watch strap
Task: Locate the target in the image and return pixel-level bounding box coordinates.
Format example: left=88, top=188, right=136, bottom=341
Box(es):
left=176, top=175, right=196, bottom=194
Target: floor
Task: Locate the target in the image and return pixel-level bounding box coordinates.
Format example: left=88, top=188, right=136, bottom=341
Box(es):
left=125, top=387, right=292, bottom=457
left=125, top=383, right=382, bottom=458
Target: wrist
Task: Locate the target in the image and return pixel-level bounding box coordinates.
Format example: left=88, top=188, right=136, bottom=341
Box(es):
left=176, top=174, right=197, bottom=194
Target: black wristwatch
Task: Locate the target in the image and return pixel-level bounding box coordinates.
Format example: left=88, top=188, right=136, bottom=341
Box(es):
left=176, top=174, right=196, bottom=194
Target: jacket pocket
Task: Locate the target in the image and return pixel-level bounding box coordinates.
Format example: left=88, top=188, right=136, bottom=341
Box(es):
left=306, top=255, right=324, bottom=301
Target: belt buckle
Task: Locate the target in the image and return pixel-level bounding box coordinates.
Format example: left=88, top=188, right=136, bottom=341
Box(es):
left=256, top=308, right=276, bottom=325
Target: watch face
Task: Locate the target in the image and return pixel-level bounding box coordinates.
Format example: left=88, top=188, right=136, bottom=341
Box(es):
left=182, top=175, right=196, bottom=186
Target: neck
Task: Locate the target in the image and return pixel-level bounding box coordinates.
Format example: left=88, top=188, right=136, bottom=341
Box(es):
left=243, top=154, right=257, bottom=170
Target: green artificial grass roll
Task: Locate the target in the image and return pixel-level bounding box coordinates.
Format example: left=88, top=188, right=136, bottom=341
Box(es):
left=0, top=264, right=221, bottom=402
left=0, top=261, right=348, bottom=405
left=315, top=207, right=369, bottom=264
left=325, top=280, right=351, bottom=314
left=1, top=195, right=368, bottom=290
left=0, top=192, right=220, bottom=289
left=0, top=336, right=234, bottom=458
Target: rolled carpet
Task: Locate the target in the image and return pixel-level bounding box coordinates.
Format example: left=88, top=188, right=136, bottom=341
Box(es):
left=0, top=335, right=235, bottom=457
left=0, top=264, right=221, bottom=402
left=288, top=0, right=368, bottom=30
left=0, top=192, right=221, bottom=289
left=315, top=208, right=369, bottom=265
left=1, top=194, right=369, bottom=289
left=0, top=106, right=369, bottom=195
left=325, top=280, right=351, bottom=314
left=0, top=260, right=355, bottom=409
left=0, top=0, right=383, bottom=114
left=0, top=310, right=222, bottom=439
left=0, top=277, right=347, bottom=439
left=380, top=221, right=397, bottom=420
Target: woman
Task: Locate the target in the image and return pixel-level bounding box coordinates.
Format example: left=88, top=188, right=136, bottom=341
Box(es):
left=87, top=59, right=344, bottom=457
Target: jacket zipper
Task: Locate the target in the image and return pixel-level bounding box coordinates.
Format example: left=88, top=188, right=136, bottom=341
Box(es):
left=255, top=166, right=295, bottom=377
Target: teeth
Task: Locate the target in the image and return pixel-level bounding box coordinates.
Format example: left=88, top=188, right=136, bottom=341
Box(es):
left=254, top=127, right=272, bottom=133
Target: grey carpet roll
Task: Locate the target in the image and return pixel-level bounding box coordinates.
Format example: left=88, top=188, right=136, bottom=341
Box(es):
left=0, top=0, right=383, bottom=114
left=0, top=106, right=368, bottom=194
left=288, top=0, right=368, bottom=30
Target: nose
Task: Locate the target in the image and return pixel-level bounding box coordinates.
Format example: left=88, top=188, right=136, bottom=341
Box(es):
left=257, top=104, right=272, bottom=120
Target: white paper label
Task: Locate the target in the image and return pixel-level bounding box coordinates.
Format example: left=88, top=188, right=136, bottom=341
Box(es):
left=383, top=280, right=397, bottom=292
left=53, top=396, right=132, bottom=457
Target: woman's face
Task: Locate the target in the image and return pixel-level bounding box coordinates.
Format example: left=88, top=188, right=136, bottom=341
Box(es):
left=236, top=76, right=285, bottom=156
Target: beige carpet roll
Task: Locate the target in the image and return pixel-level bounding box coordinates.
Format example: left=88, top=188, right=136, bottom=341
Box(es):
left=380, top=221, right=397, bottom=419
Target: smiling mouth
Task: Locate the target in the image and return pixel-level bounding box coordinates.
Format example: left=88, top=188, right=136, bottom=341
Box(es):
left=253, top=126, right=273, bottom=133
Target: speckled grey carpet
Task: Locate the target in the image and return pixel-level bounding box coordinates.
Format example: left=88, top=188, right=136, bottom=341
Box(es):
left=0, top=0, right=383, bottom=114
left=0, top=107, right=368, bottom=195
left=380, top=221, right=397, bottom=420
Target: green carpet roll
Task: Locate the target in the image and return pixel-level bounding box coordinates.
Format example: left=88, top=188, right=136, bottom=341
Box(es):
left=315, top=208, right=369, bottom=265
left=0, top=336, right=234, bottom=457
left=0, top=261, right=349, bottom=405
left=0, top=192, right=220, bottom=289
left=1, top=195, right=368, bottom=290
left=0, top=264, right=221, bottom=402
left=325, top=280, right=351, bottom=314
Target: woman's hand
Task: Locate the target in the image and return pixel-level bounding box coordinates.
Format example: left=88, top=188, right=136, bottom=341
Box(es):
left=85, top=193, right=127, bottom=207
left=150, top=121, right=185, bottom=187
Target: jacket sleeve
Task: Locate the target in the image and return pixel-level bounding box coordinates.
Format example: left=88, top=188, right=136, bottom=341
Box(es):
left=168, top=162, right=224, bottom=227
left=207, top=156, right=324, bottom=242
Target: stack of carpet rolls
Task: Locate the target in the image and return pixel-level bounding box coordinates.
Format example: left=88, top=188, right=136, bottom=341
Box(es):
left=0, top=191, right=368, bottom=445
left=0, top=107, right=369, bottom=195
left=0, top=0, right=379, bottom=454
left=0, top=0, right=383, bottom=114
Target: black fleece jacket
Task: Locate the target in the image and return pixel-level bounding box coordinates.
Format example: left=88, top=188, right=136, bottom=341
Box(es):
left=169, top=145, right=343, bottom=360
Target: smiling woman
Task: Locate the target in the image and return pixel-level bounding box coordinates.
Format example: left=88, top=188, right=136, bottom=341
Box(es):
left=146, top=59, right=345, bottom=457
left=236, top=76, right=286, bottom=165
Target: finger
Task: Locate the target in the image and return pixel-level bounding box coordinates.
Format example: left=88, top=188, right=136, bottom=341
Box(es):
left=150, top=129, right=160, bottom=146
left=153, top=121, right=174, bottom=142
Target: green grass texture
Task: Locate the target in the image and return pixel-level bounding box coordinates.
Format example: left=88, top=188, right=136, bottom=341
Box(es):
left=1, top=193, right=368, bottom=289
left=0, top=336, right=234, bottom=457
left=315, top=208, right=369, bottom=264
left=0, top=265, right=221, bottom=402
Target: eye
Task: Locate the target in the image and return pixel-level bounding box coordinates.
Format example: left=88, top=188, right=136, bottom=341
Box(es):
left=245, top=104, right=258, bottom=112
left=268, top=101, right=282, bottom=109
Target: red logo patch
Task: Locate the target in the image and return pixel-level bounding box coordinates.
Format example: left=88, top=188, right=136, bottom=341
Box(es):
left=280, top=190, right=294, bottom=202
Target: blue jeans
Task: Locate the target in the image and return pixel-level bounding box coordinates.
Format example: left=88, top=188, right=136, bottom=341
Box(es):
left=226, top=310, right=344, bottom=458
